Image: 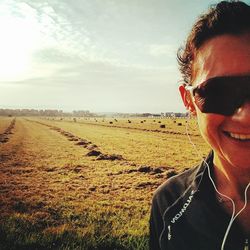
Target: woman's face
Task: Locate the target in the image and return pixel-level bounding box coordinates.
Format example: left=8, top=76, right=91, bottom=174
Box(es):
left=186, top=33, right=250, bottom=170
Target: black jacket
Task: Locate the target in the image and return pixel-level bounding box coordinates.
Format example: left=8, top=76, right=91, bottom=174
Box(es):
left=150, top=152, right=249, bottom=250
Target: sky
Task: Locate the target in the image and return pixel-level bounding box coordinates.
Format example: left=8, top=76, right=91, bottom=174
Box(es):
left=1, top=0, right=249, bottom=113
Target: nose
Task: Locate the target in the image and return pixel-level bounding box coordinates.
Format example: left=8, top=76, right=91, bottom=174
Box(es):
left=231, top=101, right=250, bottom=124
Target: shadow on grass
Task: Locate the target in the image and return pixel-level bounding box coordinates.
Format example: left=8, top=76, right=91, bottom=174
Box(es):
left=0, top=217, right=149, bottom=250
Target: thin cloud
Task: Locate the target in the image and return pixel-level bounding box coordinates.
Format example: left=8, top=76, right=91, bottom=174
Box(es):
left=148, top=44, right=177, bottom=57
left=1, top=0, right=215, bottom=112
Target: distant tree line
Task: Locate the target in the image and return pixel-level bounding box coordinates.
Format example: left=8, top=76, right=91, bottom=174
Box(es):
left=0, top=109, right=187, bottom=118
left=164, top=112, right=188, bottom=118
left=138, top=112, right=188, bottom=118
left=108, top=112, right=187, bottom=118
left=0, top=109, right=95, bottom=117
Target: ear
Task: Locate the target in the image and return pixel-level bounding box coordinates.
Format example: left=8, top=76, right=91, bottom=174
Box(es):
left=179, top=85, right=196, bottom=116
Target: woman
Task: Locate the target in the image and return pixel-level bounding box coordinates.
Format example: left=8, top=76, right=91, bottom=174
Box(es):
left=150, top=1, right=250, bottom=250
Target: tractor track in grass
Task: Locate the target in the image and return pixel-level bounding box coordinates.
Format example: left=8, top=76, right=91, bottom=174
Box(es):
left=61, top=120, right=201, bottom=137
left=26, top=119, right=126, bottom=162
left=0, top=118, right=15, bottom=144
left=26, top=119, right=182, bottom=179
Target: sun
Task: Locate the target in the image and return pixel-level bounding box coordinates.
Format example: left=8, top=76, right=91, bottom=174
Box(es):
left=0, top=15, right=39, bottom=81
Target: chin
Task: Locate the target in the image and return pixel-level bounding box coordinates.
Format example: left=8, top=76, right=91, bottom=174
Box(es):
left=222, top=154, right=250, bottom=170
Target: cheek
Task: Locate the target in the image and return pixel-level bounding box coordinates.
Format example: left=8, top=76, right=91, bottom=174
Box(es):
left=196, top=112, right=225, bottom=147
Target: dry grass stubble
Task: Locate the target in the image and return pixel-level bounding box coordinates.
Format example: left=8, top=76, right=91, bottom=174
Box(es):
left=0, top=117, right=209, bottom=249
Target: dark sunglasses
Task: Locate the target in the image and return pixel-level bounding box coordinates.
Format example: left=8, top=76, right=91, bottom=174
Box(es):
left=185, top=75, right=250, bottom=116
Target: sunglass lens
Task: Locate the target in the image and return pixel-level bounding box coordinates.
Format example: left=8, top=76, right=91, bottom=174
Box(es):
left=193, top=77, right=246, bottom=115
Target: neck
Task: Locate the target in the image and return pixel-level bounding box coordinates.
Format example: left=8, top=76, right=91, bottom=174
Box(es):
left=213, top=154, right=250, bottom=201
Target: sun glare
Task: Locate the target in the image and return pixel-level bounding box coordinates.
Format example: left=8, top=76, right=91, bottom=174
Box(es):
left=0, top=16, right=39, bottom=81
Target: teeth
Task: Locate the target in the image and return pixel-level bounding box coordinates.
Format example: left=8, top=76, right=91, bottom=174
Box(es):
left=228, top=132, right=250, bottom=140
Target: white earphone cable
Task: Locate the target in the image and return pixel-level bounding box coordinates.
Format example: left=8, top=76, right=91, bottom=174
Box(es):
left=185, top=114, right=250, bottom=250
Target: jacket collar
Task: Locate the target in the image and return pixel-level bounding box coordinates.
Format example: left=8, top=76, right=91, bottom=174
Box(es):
left=190, top=150, right=214, bottom=194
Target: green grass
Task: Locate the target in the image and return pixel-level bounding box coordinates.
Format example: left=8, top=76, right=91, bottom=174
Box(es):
left=0, top=207, right=149, bottom=250
left=0, top=117, right=209, bottom=250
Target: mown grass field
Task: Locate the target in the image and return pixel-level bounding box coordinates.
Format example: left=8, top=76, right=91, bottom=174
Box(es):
left=0, top=116, right=210, bottom=250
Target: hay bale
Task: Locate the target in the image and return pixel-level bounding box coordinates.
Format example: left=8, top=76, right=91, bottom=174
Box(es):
left=86, top=150, right=102, bottom=156
left=0, top=137, right=8, bottom=143
left=96, top=154, right=123, bottom=161
left=73, top=166, right=82, bottom=173
left=64, top=132, right=74, bottom=138
left=160, top=124, right=166, bottom=128
left=126, top=169, right=138, bottom=174
left=89, top=186, right=96, bottom=191
left=86, top=144, right=98, bottom=150
left=68, top=138, right=79, bottom=141
left=166, top=169, right=178, bottom=178
left=75, top=140, right=88, bottom=146
left=152, top=167, right=164, bottom=174
left=138, top=165, right=152, bottom=173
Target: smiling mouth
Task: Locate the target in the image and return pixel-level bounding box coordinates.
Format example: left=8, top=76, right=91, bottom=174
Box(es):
left=224, top=131, right=250, bottom=141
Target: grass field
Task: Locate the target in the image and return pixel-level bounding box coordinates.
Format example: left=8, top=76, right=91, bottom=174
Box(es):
left=0, top=116, right=210, bottom=250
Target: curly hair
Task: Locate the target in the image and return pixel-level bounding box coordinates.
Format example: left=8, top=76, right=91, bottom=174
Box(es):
left=177, top=1, right=250, bottom=84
